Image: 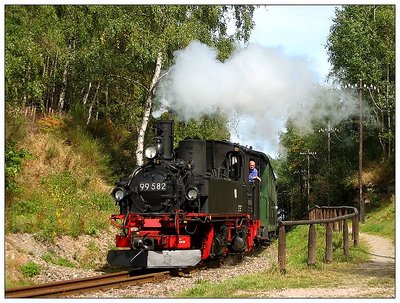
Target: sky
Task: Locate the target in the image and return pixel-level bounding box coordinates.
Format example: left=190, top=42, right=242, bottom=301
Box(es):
left=153, top=5, right=350, bottom=159
left=230, top=5, right=339, bottom=157
left=249, top=5, right=337, bottom=85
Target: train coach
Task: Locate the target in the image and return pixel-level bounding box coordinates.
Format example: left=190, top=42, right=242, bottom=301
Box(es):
left=107, top=120, right=278, bottom=269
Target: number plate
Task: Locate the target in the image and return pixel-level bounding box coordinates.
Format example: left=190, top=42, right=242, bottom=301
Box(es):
left=138, top=182, right=167, bottom=191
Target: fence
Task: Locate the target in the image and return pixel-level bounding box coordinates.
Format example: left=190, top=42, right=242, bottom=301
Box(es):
left=278, top=206, right=359, bottom=272
left=9, top=106, right=57, bottom=122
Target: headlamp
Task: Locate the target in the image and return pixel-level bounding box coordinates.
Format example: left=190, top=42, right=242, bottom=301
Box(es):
left=112, top=187, right=127, bottom=201
left=186, top=188, right=199, bottom=201
left=145, top=146, right=157, bottom=159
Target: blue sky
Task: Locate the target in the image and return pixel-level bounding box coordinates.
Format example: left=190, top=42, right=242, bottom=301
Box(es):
left=227, top=5, right=339, bottom=156
left=249, top=5, right=337, bottom=85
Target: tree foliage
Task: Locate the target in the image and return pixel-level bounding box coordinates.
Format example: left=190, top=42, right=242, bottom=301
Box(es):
left=275, top=5, right=395, bottom=220
left=326, top=5, right=395, bottom=160
left=6, top=5, right=255, bottom=172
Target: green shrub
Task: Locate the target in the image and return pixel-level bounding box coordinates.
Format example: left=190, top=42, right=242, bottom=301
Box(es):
left=55, top=258, right=75, bottom=268
left=6, top=171, right=116, bottom=239
left=5, top=111, right=30, bottom=192
left=5, top=147, right=31, bottom=192
left=20, top=261, right=41, bottom=278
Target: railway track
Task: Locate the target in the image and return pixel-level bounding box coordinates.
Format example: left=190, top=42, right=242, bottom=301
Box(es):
left=5, top=270, right=174, bottom=298
left=5, top=247, right=268, bottom=298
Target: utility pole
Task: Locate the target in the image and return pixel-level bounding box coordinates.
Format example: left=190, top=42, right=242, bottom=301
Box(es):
left=294, top=169, right=307, bottom=215
left=319, top=121, right=338, bottom=206
left=358, top=79, right=364, bottom=223
left=300, top=149, right=317, bottom=210
left=345, top=81, right=377, bottom=223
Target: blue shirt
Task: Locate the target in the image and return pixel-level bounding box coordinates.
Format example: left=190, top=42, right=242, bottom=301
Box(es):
left=249, top=168, right=258, bottom=183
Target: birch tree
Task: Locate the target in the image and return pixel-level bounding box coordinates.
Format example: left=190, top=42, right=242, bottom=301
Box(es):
left=122, top=5, right=255, bottom=165
left=5, top=5, right=255, bottom=166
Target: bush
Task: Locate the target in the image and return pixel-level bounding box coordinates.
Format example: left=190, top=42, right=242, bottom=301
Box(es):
left=5, top=147, right=31, bottom=192
left=20, top=261, right=41, bottom=278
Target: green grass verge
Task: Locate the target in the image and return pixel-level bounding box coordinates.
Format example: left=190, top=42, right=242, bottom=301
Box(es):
left=361, top=201, right=395, bottom=240
left=5, top=114, right=118, bottom=239
left=6, top=171, right=116, bottom=238
left=179, top=201, right=395, bottom=298
left=177, top=223, right=376, bottom=298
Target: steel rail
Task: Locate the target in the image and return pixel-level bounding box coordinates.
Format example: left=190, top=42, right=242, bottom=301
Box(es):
left=6, top=239, right=270, bottom=298
left=5, top=270, right=171, bottom=298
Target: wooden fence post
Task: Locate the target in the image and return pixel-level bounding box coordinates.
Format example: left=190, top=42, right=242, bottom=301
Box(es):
left=278, top=225, right=286, bottom=273
left=343, top=218, right=349, bottom=256
left=325, top=222, right=333, bottom=263
left=352, top=214, right=359, bottom=246
left=283, top=207, right=358, bottom=268
left=307, top=224, right=316, bottom=266
left=333, top=209, right=339, bottom=231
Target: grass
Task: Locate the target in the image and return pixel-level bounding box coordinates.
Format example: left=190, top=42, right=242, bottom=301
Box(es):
left=181, top=265, right=363, bottom=298
left=20, top=261, right=41, bottom=278
left=6, top=170, right=116, bottom=238
left=361, top=199, right=395, bottom=240
left=42, top=251, right=76, bottom=268
left=177, top=213, right=391, bottom=298
left=5, top=112, right=118, bottom=239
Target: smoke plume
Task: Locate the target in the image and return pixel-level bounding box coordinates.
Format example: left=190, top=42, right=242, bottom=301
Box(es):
left=154, top=41, right=358, bottom=156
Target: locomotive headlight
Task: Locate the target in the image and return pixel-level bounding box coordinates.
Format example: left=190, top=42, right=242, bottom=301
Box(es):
left=145, top=146, right=157, bottom=159
left=186, top=188, right=199, bottom=201
left=112, top=187, right=127, bottom=201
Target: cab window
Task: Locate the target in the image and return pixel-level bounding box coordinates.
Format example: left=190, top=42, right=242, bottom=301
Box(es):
left=227, top=152, right=242, bottom=181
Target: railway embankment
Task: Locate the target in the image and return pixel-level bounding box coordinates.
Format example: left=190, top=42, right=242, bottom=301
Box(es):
left=5, top=200, right=394, bottom=298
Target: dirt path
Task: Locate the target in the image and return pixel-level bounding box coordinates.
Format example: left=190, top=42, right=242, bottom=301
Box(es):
left=360, top=233, right=395, bottom=263
left=264, top=233, right=395, bottom=298
left=353, top=233, right=395, bottom=284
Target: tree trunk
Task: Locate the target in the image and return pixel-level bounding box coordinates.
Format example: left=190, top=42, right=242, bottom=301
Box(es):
left=58, top=58, right=69, bottom=112
left=83, top=82, right=92, bottom=105
left=43, top=55, right=49, bottom=109
left=135, top=51, right=163, bottom=166
left=50, top=53, right=58, bottom=110
left=87, top=82, right=100, bottom=125
left=58, top=41, right=74, bottom=113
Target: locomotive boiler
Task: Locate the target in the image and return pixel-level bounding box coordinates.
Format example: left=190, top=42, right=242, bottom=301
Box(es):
left=107, top=120, right=278, bottom=268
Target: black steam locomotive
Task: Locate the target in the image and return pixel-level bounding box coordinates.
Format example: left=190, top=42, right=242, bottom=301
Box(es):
left=107, top=120, right=278, bottom=268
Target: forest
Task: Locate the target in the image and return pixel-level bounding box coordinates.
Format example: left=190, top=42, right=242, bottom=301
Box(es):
left=5, top=5, right=395, bottom=223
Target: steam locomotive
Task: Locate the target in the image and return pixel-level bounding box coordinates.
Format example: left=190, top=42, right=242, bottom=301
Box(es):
left=107, top=120, right=278, bottom=269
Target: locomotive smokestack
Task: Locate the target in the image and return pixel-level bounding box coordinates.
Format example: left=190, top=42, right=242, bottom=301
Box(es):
left=154, top=120, right=174, bottom=160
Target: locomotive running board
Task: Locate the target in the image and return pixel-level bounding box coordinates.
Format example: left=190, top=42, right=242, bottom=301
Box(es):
left=107, top=249, right=202, bottom=268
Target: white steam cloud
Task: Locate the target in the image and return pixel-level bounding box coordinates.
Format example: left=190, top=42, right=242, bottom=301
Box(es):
left=154, top=41, right=358, bottom=156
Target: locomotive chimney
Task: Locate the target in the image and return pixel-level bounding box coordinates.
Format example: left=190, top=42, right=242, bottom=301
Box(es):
left=154, top=120, right=174, bottom=160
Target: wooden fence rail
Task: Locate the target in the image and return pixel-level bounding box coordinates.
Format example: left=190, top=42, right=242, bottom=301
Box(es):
left=278, top=206, right=359, bottom=272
